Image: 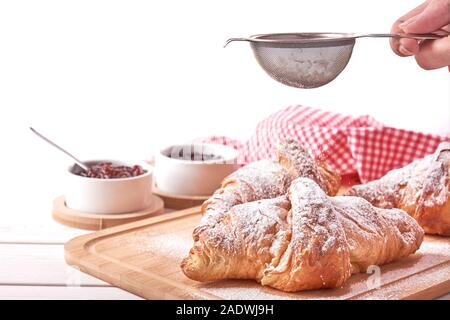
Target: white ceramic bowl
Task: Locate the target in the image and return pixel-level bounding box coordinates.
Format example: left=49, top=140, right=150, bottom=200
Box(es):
left=65, top=160, right=153, bottom=214
left=155, top=143, right=239, bottom=196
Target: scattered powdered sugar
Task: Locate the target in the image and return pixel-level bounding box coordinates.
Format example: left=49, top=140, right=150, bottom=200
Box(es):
left=418, top=236, right=450, bottom=255
left=124, top=230, right=194, bottom=262
left=200, top=281, right=304, bottom=300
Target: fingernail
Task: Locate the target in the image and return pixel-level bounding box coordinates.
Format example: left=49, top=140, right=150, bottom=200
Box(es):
left=399, top=45, right=414, bottom=56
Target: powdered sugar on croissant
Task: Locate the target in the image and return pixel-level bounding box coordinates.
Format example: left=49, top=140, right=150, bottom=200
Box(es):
left=181, top=178, right=423, bottom=292
left=195, top=139, right=340, bottom=238
left=346, top=142, right=450, bottom=236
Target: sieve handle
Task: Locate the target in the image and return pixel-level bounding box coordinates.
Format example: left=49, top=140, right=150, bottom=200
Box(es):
left=356, top=32, right=448, bottom=40
left=224, top=38, right=251, bottom=48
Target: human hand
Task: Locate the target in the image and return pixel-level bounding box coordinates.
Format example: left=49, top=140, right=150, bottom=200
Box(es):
left=390, top=0, right=450, bottom=70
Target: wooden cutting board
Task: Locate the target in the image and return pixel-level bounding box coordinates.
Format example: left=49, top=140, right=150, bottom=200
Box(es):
left=65, top=206, right=450, bottom=300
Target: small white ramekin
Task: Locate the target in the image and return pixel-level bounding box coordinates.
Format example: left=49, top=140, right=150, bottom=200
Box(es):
left=65, top=160, right=153, bottom=214
left=154, top=143, right=239, bottom=196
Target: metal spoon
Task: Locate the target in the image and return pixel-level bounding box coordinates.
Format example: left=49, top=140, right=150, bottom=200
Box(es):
left=30, top=127, right=90, bottom=172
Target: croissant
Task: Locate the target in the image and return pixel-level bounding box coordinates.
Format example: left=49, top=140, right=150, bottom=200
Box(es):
left=346, top=142, right=450, bottom=236
left=181, top=178, right=423, bottom=292
left=196, top=138, right=340, bottom=234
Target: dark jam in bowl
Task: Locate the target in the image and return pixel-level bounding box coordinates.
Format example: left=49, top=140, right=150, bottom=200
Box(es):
left=79, top=162, right=147, bottom=179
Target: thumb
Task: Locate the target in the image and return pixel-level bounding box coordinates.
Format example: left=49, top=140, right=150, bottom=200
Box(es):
left=400, top=0, right=450, bottom=33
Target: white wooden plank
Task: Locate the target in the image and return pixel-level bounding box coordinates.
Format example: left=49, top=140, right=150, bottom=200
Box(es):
left=0, top=210, right=174, bottom=244
left=0, top=285, right=142, bottom=300
left=0, top=244, right=109, bottom=286
left=0, top=220, right=89, bottom=244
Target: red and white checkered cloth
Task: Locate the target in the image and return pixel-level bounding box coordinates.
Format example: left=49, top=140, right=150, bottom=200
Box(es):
left=198, top=105, right=450, bottom=183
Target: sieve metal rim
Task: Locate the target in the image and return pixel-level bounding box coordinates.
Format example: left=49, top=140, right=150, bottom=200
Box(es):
left=225, top=33, right=357, bottom=49
left=248, top=32, right=357, bottom=43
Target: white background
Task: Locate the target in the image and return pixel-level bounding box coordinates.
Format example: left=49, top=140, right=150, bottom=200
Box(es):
left=0, top=0, right=449, bottom=224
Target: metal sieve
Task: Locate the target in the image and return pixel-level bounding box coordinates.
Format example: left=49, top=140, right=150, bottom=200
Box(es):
left=224, top=32, right=446, bottom=88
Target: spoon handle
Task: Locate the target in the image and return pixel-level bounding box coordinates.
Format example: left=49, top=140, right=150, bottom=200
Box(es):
left=29, top=127, right=89, bottom=172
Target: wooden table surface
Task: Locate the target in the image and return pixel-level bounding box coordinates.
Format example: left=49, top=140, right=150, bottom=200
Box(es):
left=1, top=204, right=448, bottom=300
left=0, top=216, right=141, bottom=300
